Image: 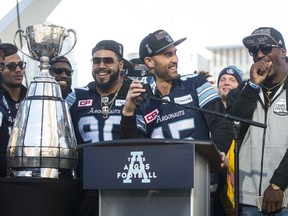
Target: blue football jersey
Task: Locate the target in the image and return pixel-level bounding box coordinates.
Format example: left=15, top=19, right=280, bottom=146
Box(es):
left=135, top=74, right=220, bottom=140
left=66, top=81, right=130, bottom=144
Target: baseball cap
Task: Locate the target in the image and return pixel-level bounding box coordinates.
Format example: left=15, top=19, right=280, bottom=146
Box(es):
left=50, top=56, right=72, bottom=68
left=0, top=43, right=18, bottom=57
left=124, top=58, right=151, bottom=78
left=243, top=27, right=285, bottom=49
left=92, top=40, right=132, bottom=69
left=217, top=65, right=243, bottom=86
left=139, top=29, right=187, bottom=61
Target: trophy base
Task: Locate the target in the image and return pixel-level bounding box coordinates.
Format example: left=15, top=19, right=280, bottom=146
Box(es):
left=6, top=168, right=77, bottom=179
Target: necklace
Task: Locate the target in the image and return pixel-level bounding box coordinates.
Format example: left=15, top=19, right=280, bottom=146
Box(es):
left=261, top=75, right=288, bottom=107
left=261, top=75, right=288, bottom=96
left=100, top=86, right=121, bottom=119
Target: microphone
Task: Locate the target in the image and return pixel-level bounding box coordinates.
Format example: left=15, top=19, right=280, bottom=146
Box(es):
left=134, top=84, right=154, bottom=107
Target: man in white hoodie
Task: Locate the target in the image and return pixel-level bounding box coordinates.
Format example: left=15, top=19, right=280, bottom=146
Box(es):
left=227, top=27, right=288, bottom=215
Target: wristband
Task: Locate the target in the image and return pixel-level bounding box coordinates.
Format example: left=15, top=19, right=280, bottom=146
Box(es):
left=248, top=81, right=260, bottom=90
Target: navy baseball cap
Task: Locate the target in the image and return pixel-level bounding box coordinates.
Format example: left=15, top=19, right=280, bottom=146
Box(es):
left=243, top=27, right=285, bottom=49
left=0, top=43, right=18, bottom=57
left=139, top=29, right=186, bottom=61
left=92, top=40, right=132, bottom=69
left=50, top=56, right=72, bottom=68
left=124, top=58, right=151, bottom=78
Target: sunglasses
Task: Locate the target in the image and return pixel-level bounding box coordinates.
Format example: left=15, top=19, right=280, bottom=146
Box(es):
left=5, top=61, right=26, bottom=71
left=0, top=62, right=4, bottom=71
left=49, top=67, right=74, bottom=76
left=92, top=57, right=117, bottom=65
left=248, top=44, right=280, bottom=57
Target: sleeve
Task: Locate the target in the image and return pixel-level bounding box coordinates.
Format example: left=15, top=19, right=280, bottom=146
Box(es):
left=226, top=81, right=260, bottom=119
left=270, top=148, right=288, bottom=191
left=120, top=114, right=145, bottom=139
left=203, top=99, right=234, bottom=154
left=226, top=81, right=260, bottom=139
left=65, top=91, right=77, bottom=108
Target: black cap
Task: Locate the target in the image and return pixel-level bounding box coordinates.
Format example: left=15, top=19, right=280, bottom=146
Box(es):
left=50, top=56, right=72, bottom=68
left=139, top=29, right=186, bottom=61
left=125, top=58, right=151, bottom=77
left=92, top=40, right=132, bottom=69
left=0, top=43, right=18, bottom=57
left=243, top=27, right=285, bottom=49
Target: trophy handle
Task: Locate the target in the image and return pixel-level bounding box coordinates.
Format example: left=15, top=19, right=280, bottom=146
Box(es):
left=56, top=28, right=77, bottom=60
left=13, top=29, right=37, bottom=61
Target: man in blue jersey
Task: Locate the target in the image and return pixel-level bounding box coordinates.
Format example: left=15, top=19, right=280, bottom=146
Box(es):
left=120, top=29, right=234, bottom=215
left=121, top=29, right=233, bottom=154
left=65, top=40, right=132, bottom=216
left=66, top=40, right=132, bottom=144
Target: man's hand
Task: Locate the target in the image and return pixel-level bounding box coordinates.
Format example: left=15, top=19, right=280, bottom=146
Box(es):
left=249, top=60, right=272, bottom=85
left=262, top=184, right=284, bottom=213
left=194, top=70, right=215, bottom=84
left=122, top=80, right=146, bottom=116
left=220, top=151, right=228, bottom=168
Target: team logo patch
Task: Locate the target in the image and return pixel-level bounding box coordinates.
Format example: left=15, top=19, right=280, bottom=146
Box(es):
left=78, top=99, right=93, bottom=107
left=174, top=94, right=193, bottom=104
left=273, top=99, right=288, bottom=116
left=144, top=109, right=159, bottom=124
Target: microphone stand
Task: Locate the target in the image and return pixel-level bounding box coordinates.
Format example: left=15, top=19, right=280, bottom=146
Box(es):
left=146, top=94, right=266, bottom=216
left=232, top=121, right=241, bottom=216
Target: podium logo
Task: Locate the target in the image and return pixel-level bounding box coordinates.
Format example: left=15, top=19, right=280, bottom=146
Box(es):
left=117, top=151, right=157, bottom=184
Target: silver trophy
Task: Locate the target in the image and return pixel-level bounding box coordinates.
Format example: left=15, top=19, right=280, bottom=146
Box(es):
left=7, top=24, right=78, bottom=179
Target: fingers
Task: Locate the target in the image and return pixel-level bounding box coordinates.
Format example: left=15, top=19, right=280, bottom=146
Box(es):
left=219, top=151, right=228, bottom=168
left=122, top=80, right=146, bottom=116
left=262, top=186, right=284, bottom=213
left=250, top=60, right=272, bottom=85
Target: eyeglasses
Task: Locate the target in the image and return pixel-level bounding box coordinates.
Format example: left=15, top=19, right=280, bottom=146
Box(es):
left=248, top=44, right=280, bottom=57
left=5, top=61, right=26, bottom=71
left=49, top=67, right=74, bottom=76
left=92, top=57, right=117, bottom=66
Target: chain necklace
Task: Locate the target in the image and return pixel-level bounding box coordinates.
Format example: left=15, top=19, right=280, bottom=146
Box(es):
left=261, top=75, right=288, bottom=107
left=100, top=86, right=121, bottom=119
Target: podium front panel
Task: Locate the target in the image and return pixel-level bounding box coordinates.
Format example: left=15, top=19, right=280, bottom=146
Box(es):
left=83, top=143, right=195, bottom=189
left=99, top=153, right=211, bottom=216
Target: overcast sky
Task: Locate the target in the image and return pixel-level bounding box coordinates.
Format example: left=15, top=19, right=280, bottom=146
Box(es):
left=1, top=0, right=288, bottom=86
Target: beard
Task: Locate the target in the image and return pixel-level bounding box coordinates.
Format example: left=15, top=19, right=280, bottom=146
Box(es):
left=94, top=68, right=120, bottom=91
left=4, top=82, right=22, bottom=88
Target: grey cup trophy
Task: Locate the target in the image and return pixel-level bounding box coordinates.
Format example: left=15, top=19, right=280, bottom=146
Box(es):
left=7, top=24, right=78, bottom=179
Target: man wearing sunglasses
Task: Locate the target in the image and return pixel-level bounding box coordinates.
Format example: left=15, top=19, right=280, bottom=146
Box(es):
left=227, top=27, right=288, bottom=215
left=0, top=44, right=10, bottom=177
left=49, top=56, right=74, bottom=98
left=65, top=40, right=132, bottom=216
left=0, top=43, right=27, bottom=177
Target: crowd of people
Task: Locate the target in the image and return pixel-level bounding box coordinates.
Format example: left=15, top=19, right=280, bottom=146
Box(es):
left=0, top=26, right=288, bottom=216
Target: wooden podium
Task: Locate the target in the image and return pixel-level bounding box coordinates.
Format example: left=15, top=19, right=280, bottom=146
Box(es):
left=80, top=138, right=222, bottom=216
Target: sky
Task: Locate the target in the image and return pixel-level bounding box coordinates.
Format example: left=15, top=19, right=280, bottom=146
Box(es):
left=1, top=0, right=288, bottom=87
